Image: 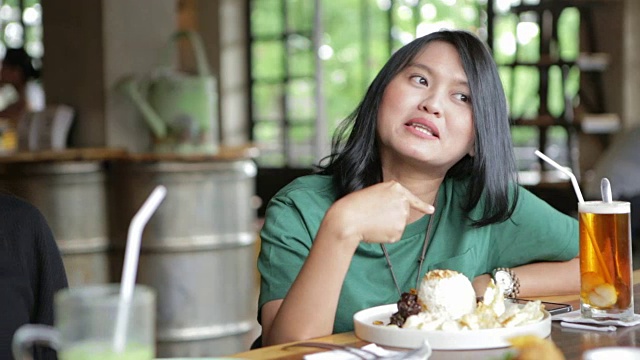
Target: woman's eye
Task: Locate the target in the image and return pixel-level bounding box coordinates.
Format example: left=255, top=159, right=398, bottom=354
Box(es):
left=410, top=75, right=428, bottom=86
left=455, top=93, right=470, bottom=103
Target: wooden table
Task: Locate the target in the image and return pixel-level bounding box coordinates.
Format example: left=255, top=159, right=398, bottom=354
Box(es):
left=230, top=270, right=640, bottom=360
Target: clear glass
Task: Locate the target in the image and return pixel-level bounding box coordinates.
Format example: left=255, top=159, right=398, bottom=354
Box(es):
left=579, top=201, right=634, bottom=321
left=13, top=284, right=156, bottom=360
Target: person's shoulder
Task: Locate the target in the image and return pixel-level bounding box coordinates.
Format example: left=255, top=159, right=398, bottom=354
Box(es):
left=0, top=194, right=50, bottom=251
left=271, top=174, right=337, bottom=203
left=275, top=174, right=335, bottom=196
left=0, top=193, right=43, bottom=220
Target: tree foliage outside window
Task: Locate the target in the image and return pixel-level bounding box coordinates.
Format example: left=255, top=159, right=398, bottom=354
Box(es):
left=493, top=4, right=580, bottom=171
left=249, top=0, right=580, bottom=172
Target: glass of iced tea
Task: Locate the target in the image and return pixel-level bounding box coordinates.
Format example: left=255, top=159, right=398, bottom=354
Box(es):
left=579, top=200, right=634, bottom=321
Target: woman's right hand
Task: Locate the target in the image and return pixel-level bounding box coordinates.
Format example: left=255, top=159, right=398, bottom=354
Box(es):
left=321, top=181, right=435, bottom=248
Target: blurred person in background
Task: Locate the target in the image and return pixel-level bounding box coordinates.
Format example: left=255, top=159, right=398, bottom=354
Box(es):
left=0, top=47, right=40, bottom=124
left=0, top=47, right=41, bottom=153
left=0, top=193, right=68, bottom=359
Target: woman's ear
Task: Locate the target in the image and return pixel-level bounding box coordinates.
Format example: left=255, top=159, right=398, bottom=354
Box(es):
left=468, top=144, right=476, bottom=157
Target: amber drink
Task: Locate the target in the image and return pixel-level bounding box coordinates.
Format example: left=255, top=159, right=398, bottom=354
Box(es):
left=579, top=201, right=633, bottom=321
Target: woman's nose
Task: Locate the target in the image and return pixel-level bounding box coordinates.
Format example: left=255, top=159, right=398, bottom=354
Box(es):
left=419, top=92, right=442, bottom=116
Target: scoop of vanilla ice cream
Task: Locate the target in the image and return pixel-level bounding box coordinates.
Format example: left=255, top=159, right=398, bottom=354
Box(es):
left=418, top=269, right=477, bottom=320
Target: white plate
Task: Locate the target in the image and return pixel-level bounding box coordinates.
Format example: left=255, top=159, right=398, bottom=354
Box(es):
left=353, top=303, right=551, bottom=350
left=583, top=347, right=640, bottom=360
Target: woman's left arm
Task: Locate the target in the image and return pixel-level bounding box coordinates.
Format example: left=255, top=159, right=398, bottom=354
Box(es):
left=472, top=186, right=580, bottom=297
left=472, top=257, right=580, bottom=297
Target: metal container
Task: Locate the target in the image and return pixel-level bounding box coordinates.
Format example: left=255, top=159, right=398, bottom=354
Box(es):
left=0, top=161, right=110, bottom=286
left=109, top=159, right=258, bottom=357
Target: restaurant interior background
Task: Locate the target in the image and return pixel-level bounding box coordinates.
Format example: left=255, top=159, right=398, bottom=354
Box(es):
left=0, top=0, right=639, bottom=357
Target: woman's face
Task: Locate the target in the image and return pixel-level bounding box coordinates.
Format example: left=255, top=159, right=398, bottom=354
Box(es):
left=376, top=40, right=475, bottom=175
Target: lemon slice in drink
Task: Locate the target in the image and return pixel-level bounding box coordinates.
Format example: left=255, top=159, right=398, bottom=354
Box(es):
left=588, top=283, right=617, bottom=308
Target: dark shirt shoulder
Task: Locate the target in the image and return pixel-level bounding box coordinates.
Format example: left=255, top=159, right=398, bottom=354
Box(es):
left=0, top=194, right=67, bottom=360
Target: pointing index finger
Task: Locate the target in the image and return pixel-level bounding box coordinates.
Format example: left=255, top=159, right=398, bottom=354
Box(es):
left=403, top=189, right=435, bottom=214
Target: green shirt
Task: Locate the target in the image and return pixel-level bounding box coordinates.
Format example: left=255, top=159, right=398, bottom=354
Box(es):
left=258, top=175, right=578, bottom=333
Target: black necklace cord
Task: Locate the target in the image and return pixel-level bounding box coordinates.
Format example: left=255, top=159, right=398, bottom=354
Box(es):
left=380, top=190, right=439, bottom=298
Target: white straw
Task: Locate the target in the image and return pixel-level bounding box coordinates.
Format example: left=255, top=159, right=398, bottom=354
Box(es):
left=560, top=322, right=617, bottom=332
left=534, top=150, right=585, bottom=203
left=113, top=185, right=167, bottom=352
left=601, top=178, right=613, bottom=203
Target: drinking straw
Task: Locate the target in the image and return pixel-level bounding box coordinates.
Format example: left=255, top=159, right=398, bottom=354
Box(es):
left=113, top=185, right=167, bottom=352
left=534, top=150, right=612, bottom=284
left=601, top=178, right=613, bottom=203
left=534, top=150, right=584, bottom=203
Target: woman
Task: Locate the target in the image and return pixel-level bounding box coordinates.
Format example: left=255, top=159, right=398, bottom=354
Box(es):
left=0, top=193, right=68, bottom=359
left=257, top=30, right=579, bottom=346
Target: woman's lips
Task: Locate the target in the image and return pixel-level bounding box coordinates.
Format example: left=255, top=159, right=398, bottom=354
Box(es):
left=405, top=119, right=439, bottom=139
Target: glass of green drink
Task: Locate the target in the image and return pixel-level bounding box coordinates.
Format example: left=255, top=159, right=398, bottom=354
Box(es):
left=12, top=284, right=156, bottom=360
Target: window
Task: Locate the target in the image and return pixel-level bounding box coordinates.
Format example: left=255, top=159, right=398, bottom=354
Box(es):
left=0, top=0, right=43, bottom=69
left=490, top=1, right=581, bottom=178
left=0, top=0, right=43, bottom=115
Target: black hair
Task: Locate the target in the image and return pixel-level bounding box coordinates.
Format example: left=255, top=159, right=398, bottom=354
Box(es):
left=317, top=29, right=518, bottom=227
left=3, top=47, right=39, bottom=81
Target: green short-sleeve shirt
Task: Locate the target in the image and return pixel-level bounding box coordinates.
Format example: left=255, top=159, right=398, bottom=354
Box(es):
left=258, top=175, right=578, bottom=333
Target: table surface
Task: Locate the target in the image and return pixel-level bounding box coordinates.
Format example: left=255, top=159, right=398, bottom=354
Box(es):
left=230, top=269, right=640, bottom=360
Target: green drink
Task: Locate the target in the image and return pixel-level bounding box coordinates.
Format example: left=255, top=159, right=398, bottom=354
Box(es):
left=61, top=342, right=154, bottom=360
left=12, top=285, right=156, bottom=360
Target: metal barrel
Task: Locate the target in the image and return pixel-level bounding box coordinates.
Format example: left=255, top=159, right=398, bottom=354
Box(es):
left=109, top=159, right=258, bottom=357
left=0, top=161, right=110, bottom=286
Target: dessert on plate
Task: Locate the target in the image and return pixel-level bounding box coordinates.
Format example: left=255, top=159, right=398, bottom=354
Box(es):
left=389, top=269, right=544, bottom=331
